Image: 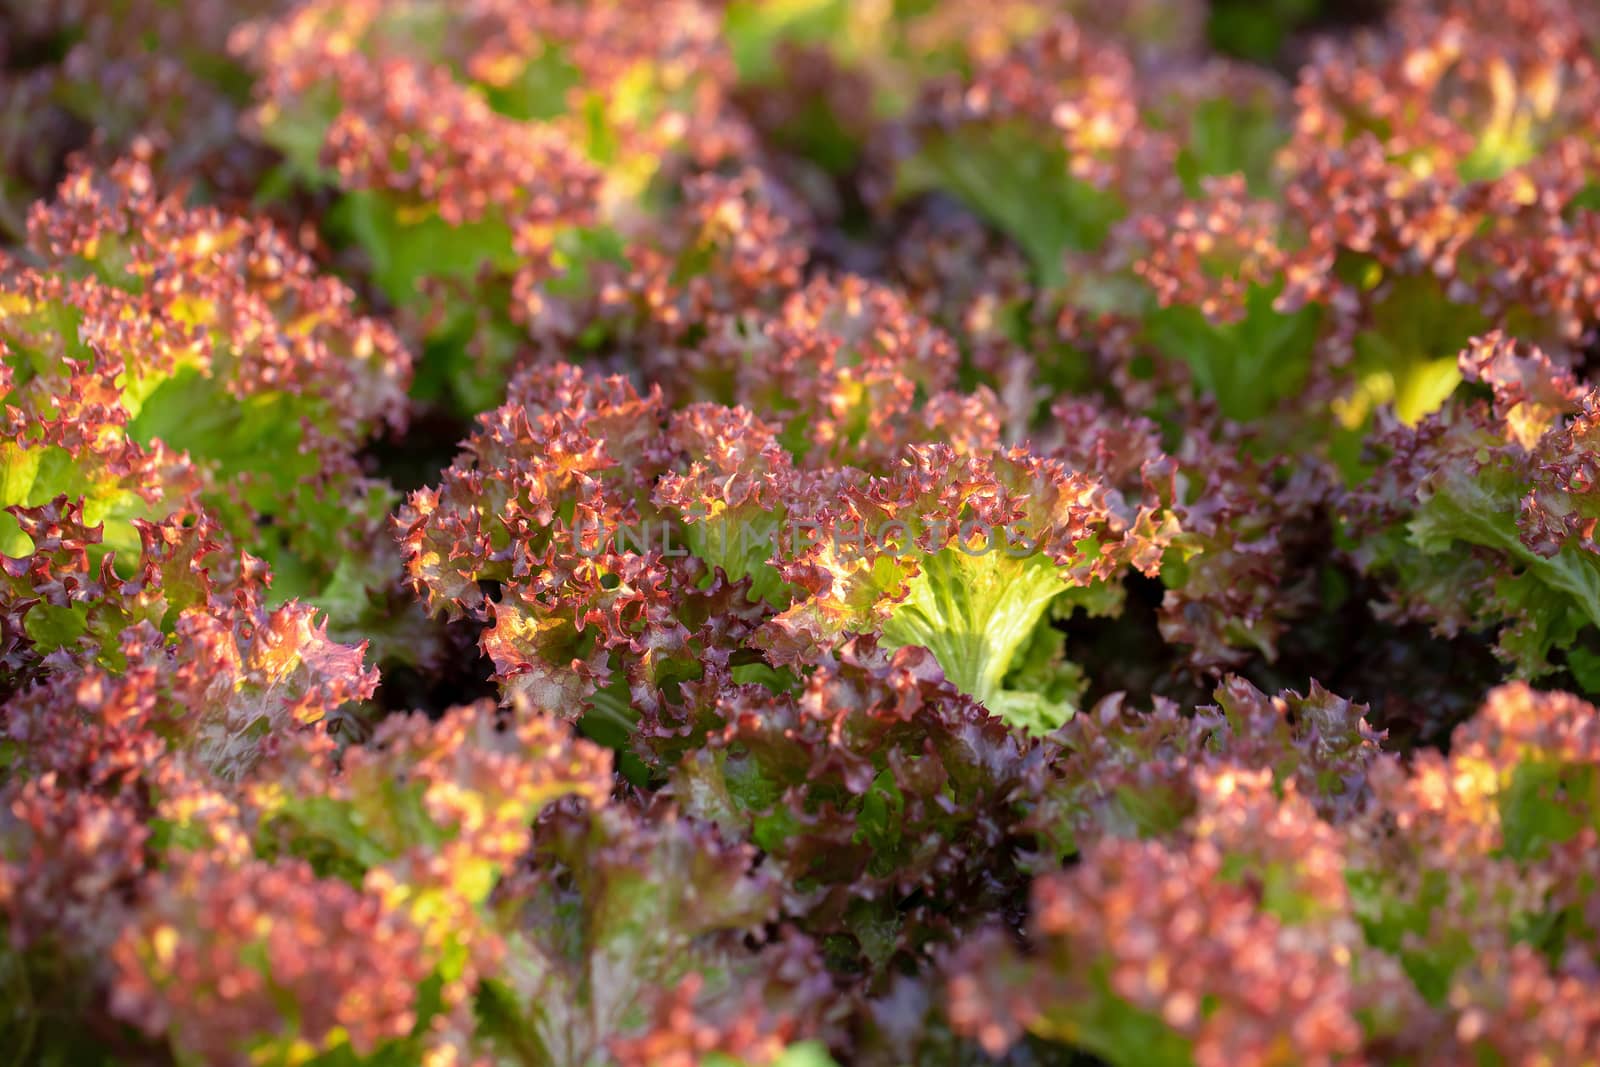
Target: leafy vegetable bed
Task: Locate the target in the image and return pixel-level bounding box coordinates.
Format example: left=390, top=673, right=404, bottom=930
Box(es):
left=4, top=0, right=1600, bottom=1063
